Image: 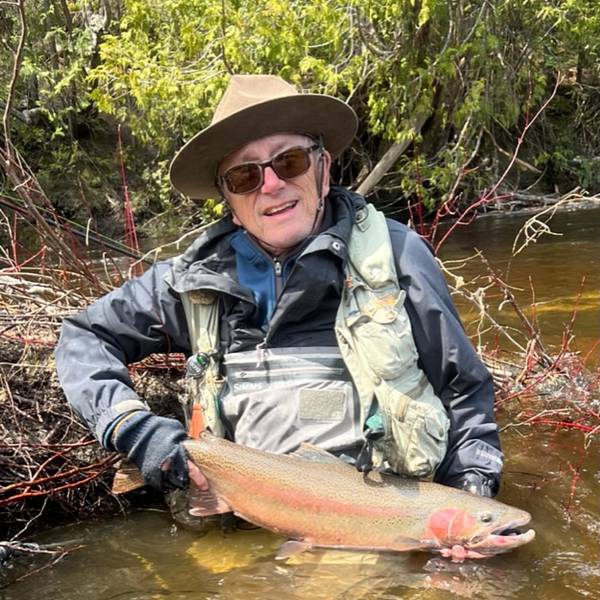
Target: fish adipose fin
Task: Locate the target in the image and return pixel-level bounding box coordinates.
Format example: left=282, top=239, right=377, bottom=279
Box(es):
left=290, top=443, right=350, bottom=466
left=275, top=540, right=313, bottom=560
left=188, top=487, right=232, bottom=517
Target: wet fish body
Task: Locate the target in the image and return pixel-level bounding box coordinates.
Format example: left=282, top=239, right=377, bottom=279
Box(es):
left=184, top=434, right=535, bottom=561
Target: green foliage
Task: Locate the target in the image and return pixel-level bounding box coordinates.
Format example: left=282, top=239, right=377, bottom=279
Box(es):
left=1, top=1, right=122, bottom=222
left=2, top=0, right=600, bottom=234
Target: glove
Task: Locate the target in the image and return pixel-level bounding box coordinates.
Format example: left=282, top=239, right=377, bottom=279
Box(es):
left=112, top=411, right=189, bottom=492
left=447, top=471, right=498, bottom=498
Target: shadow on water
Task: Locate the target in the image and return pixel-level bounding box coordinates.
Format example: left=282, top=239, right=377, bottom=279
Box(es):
left=2, top=207, right=598, bottom=599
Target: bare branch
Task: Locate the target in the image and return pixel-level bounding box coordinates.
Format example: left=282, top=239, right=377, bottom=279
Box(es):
left=2, top=0, right=27, bottom=160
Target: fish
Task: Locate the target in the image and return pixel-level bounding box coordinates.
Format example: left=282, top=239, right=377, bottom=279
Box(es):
left=177, top=433, right=535, bottom=562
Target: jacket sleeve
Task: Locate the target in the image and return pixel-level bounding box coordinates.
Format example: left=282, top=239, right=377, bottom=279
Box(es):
left=387, top=220, right=503, bottom=490
left=54, top=261, right=190, bottom=445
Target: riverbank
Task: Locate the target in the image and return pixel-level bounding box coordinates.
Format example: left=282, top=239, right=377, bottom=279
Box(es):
left=473, top=189, right=600, bottom=218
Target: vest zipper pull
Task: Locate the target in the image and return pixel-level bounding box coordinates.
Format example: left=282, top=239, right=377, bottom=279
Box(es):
left=355, top=427, right=385, bottom=474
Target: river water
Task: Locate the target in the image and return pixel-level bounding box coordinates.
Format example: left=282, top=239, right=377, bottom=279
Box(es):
left=2, top=206, right=599, bottom=600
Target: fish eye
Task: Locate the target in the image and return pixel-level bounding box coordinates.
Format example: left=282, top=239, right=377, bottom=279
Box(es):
left=479, top=511, right=493, bottom=523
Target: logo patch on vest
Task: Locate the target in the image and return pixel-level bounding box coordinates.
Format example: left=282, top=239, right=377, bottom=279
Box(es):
left=298, top=389, right=346, bottom=421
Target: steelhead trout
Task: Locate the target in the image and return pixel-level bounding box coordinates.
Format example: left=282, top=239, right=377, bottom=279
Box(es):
left=180, top=434, right=534, bottom=562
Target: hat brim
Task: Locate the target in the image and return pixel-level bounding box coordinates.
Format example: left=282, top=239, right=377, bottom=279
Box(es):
left=169, top=95, right=357, bottom=199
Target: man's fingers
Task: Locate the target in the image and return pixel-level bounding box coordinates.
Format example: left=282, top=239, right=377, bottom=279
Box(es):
left=188, top=460, right=210, bottom=490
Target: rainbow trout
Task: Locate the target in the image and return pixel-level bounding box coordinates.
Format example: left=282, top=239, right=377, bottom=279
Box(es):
left=183, top=434, right=535, bottom=562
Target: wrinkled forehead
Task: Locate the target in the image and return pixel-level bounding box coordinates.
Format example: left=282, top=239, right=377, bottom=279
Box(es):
left=217, top=132, right=316, bottom=173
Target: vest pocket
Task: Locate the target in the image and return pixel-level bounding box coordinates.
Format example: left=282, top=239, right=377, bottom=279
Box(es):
left=345, top=285, right=418, bottom=379
left=374, top=379, right=450, bottom=477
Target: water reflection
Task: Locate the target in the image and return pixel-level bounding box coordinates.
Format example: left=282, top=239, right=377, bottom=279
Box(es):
left=438, top=207, right=600, bottom=363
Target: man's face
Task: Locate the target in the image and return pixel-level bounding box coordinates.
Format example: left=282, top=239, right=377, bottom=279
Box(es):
left=218, top=133, right=331, bottom=256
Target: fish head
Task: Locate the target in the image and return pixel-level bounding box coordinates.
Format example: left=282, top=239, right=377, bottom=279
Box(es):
left=422, top=499, right=535, bottom=560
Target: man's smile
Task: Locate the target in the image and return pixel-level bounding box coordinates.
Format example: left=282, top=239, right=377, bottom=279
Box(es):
left=263, top=200, right=299, bottom=216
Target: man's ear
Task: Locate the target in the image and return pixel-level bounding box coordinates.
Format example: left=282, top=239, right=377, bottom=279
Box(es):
left=231, top=208, right=241, bottom=227
left=319, top=150, right=332, bottom=198
left=222, top=195, right=241, bottom=226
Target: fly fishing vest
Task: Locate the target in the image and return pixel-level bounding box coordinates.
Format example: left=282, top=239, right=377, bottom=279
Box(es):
left=180, top=204, right=450, bottom=477
left=334, top=204, right=449, bottom=476
left=180, top=289, right=225, bottom=439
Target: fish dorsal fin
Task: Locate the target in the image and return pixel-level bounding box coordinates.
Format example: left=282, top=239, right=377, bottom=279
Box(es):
left=290, top=443, right=351, bottom=466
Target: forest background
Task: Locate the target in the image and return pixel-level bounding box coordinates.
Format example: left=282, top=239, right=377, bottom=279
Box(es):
left=2, top=0, right=600, bottom=243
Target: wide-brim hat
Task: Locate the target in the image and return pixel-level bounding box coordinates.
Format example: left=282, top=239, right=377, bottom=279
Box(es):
left=169, top=74, right=358, bottom=199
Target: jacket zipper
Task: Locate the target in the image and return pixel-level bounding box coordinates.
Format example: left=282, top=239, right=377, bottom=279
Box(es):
left=273, top=257, right=283, bottom=299
left=258, top=236, right=340, bottom=358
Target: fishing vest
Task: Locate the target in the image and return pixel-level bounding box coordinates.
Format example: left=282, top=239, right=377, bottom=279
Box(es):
left=180, top=204, right=450, bottom=477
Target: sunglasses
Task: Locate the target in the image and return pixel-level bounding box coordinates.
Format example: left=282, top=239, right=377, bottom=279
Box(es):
left=219, top=143, right=321, bottom=195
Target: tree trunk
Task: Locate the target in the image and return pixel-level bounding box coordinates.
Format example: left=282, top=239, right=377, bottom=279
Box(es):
left=355, top=111, right=430, bottom=197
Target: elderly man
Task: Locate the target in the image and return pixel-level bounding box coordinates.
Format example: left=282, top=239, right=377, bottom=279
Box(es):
left=55, top=74, right=503, bottom=500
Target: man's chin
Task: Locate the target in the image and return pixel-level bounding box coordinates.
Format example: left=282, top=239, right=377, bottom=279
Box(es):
left=255, top=232, right=307, bottom=256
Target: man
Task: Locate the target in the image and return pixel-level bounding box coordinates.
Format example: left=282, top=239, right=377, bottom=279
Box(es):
left=55, top=74, right=503, bottom=500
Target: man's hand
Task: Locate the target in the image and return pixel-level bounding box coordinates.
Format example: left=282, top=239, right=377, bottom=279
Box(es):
left=448, top=472, right=498, bottom=498
left=112, top=411, right=190, bottom=491
left=186, top=459, right=210, bottom=490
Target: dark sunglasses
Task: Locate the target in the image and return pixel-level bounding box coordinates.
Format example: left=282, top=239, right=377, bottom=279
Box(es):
left=219, top=143, right=321, bottom=195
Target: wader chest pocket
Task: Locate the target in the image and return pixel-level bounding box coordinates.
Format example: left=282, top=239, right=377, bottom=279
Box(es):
left=220, top=349, right=364, bottom=455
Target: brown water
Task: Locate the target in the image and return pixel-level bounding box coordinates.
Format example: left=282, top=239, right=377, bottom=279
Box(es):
left=2, top=206, right=599, bottom=600
left=437, top=205, right=600, bottom=366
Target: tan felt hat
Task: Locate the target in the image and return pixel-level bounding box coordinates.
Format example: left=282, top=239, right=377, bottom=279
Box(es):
left=169, top=74, right=358, bottom=199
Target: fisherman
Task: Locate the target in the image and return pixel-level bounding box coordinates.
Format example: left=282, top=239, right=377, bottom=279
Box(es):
left=55, top=74, right=503, bottom=502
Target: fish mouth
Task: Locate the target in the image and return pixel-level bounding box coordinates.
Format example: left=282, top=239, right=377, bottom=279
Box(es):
left=468, top=514, right=536, bottom=554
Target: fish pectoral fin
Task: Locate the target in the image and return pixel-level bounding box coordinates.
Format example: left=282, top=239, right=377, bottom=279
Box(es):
left=290, top=444, right=348, bottom=465
left=275, top=540, right=313, bottom=560
left=392, top=536, right=428, bottom=552
left=187, top=488, right=232, bottom=517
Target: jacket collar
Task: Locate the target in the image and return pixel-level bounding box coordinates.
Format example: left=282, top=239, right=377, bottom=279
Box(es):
left=167, top=185, right=367, bottom=292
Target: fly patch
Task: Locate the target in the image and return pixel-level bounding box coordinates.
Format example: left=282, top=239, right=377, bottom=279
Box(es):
left=298, top=389, right=346, bottom=421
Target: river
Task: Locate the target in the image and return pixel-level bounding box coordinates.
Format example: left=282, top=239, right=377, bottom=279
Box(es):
left=2, top=206, right=599, bottom=600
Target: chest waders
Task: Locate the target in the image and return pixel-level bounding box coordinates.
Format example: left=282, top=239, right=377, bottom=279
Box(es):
left=180, top=204, right=450, bottom=477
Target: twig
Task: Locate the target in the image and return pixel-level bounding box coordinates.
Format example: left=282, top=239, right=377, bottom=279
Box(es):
left=2, top=0, right=27, bottom=160
left=432, top=73, right=563, bottom=253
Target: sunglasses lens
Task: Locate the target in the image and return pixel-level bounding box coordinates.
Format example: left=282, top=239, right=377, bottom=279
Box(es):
left=225, top=164, right=262, bottom=194
left=223, top=145, right=315, bottom=194
left=272, top=148, right=311, bottom=179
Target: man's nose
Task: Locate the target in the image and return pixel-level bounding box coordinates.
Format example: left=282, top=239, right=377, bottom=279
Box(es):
left=261, top=165, right=285, bottom=193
